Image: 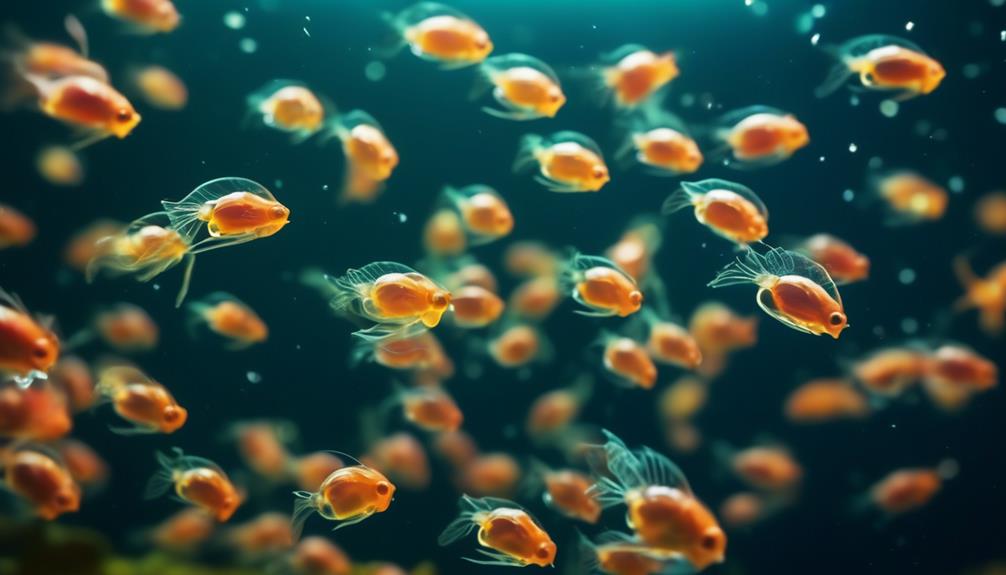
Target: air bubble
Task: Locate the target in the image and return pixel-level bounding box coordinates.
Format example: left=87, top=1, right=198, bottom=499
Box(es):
left=224, top=11, right=246, bottom=30
left=240, top=38, right=258, bottom=54
left=898, top=268, right=916, bottom=285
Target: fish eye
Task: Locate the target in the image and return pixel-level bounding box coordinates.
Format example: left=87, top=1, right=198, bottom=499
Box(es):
left=535, top=547, right=550, bottom=559
left=629, top=290, right=643, bottom=306
left=54, top=492, right=73, bottom=508
left=375, top=481, right=390, bottom=495
left=271, top=205, right=287, bottom=218
left=829, top=312, right=845, bottom=326
left=592, top=166, right=608, bottom=179
left=701, top=533, right=720, bottom=551
left=31, top=340, right=51, bottom=360
left=163, top=406, right=181, bottom=422
left=115, top=109, right=132, bottom=123
left=431, top=293, right=449, bottom=308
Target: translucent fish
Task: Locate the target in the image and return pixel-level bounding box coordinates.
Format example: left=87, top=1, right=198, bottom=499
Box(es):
left=708, top=246, right=847, bottom=338
left=382, top=2, right=493, bottom=69
left=438, top=495, right=556, bottom=567
left=598, top=44, right=679, bottom=108
left=711, top=106, right=808, bottom=168
left=291, top=458, right=395, bottom=538
left=475, top=53, right=565, bottom=120
left=816, top=35, right=945, bottom=100
left=514, top=131, right=609, bottom=192
left=662, top=179, right=768, bottom=245
left=560, top=253, right=642, bottom=317
left=441, top=184, right=513, bottom=245
left=246, top=80, right=326, bottom=143
left=145, top=448, right=241, bottom=522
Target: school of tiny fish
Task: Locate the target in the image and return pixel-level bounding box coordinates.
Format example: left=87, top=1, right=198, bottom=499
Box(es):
left=0, top=1, right=1003, bottom=574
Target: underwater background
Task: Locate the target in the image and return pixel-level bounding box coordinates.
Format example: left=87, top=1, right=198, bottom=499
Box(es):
left=1, top=0, right=1005, bottom=574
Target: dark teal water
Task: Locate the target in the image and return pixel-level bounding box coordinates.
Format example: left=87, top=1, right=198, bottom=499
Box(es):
left=1, top=1, right=1005, bottom=574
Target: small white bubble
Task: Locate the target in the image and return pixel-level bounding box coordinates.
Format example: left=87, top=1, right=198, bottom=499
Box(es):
left=395, top=212, right=408, bottom=223
left=591, top=24, right=597, bottom=30
left=274, top=180, right=284, bottom=189
left=224, top=11, right=246, bottom=30
left=849, top=94, right=860, bottom=107
left=303, top=27, right=311, bottom=37
left=898, top=268, right=916, bottom=285
left=905, top=21, right=915, bottom=31
left=365, top=61, right=386, bottom=82
left=963, top=63, right=981, bottom=79
left=848, top=142, right=858, bottom=153
left=880, top=100, right=900, bottom=118
left=948, top=176, right=965, bottom=193
left=305, top=15, right=311, bottom=21
left=1001, top=30, right=1005, bottom=41
left=246, top=371, right=262, bottom=384
left=811, top=33, right=821, bottom=45
left=901, top=317, right=919, bottom=334
left=890, top=423, right=897, bottom=429
left=322, top=184, right=329, bottom=191
left=239, top=38, right=258, bottom=54
left=843, top=189, right=855, bottom=202
left=152, top=283, right=161, bottom=291
left=819, top=156, right=826, bottom=162
left=744, top=0, right=753, bottom=5
left=995, top=107, right=1006, bottom=124
left=811, top=4, right=826, bottom=17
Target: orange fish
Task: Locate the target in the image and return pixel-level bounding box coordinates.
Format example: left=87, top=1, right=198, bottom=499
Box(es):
left=561, top=254, right=642, bottom=317
left=86, top=214, right=193, bottom=305
left=715, top=106, right=808, bottom=167
left=292, top=458, right=396, bottom=537
left=326, top=111, right=396, bottom=181
left=924, top=344, right=998, bottom=393
left=601, top=335, right=658, bottom=390
left=662, top=179, right=768, bottom=245
left=1, top=445, right=80, bottom=520
left=525, top=378, right=592, bottom=440
left=49, top=356, right=96, bottom=412
left=796, top=233, right=870, bottom=284
left=616, top=101, right=700, bottom=175
left=709, top=247, right=847, bottom=338
left=817, top=35, right=945, bottom=100
left=600, top=44, right=679, bottom=107
left=719, top=444, right=803, bottom=493
left=93, top=303, right=159, bottom=352
left=230, top=420, right=295, bottom=482
left=102, top=0, right=181, bottom=33
left=396, top=386, right=464, bottom=432
left=438, top=495, right=556, bottom=567
left=504, top=241, right=557, bottom=278
left=224, top=512, right=294, bottom=556
left=588, top=431, right=726, bottom=570
left=328, top=262, right=451, bottom=341
left=488, top=323, right=548, bottom=368
left=953, top=254, right=1006, bottom=336
left=289, top=536, right=353, bottom=575
left=580, top=530, right=686, bottom=575
left=386, top=3, right=493, bottom=68
left=424, top=209, right=467, bottom=256
left=605, top=217, right=663, bottom=284
left=852, top=346, right=927, bottom=397
left=658, top=377, right=708, bottom=425
left=0, top=204, right=36, bottom=250
left=146, top=448, right=242, bottom=522
left=63, top=219, right=124, bottom=272
left=974, top=192, right=1006, bottom=235
left=20, top=74, right=141, bottom=145
left=188, top=293, right=268, bottom=349
left=95, top=363, right=187, bottom=434
left=450, top=285, right=505, bottom=328
left=641, top=312, right=702, bottom=370
left=477, top=53, right=565, bottom=120
left=162, top=177, right=290, bottom=249
left=363, top=433, right=431, bottom=491
left=57, top=439, right=108, bottom=488
left=867, top=461, right=957, bottom=516
left=132, top=64, right=187, bottom=110
left=0, top=288, right=59, bottom=385
left=508, top=276, right=562, bottom=321
left=0, top=384, right=73, bottom=441
left=36, top=145, right=85, bottom=186
left=441, top=185, right=513, bottom=244
left=433, top=430, right=480, bottom=472
left=784, top=378, right=869, bottom=423
left=247, top=81, right=325, bottom=141
left=150, top=508, right=215, bottom=553
left=460, top=453, right=521, bottom=498
left=3, top=16, right=107, bottom=83
left=873, top=171, right=948, bottom=224
left=532, top=463, right=601, bottom=524
left=515, top=131, right=610, bottom=192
